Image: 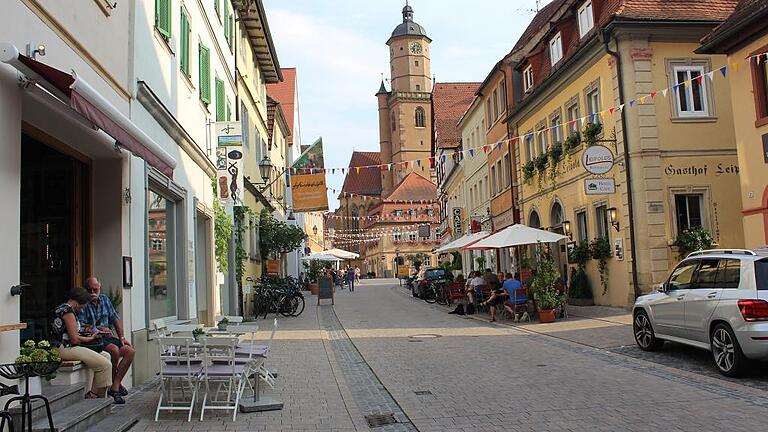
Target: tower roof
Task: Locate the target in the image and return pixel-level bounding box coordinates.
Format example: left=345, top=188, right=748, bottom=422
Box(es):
left=376, top=79, right=389, bottom=96
left=387, top=3, right=431, bottom=44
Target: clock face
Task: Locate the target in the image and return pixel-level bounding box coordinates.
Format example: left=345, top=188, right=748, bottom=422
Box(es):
left=409, top=42, right=423, bottom=55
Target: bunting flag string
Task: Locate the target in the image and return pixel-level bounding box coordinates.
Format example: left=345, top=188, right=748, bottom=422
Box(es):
left=297, top=54, right=767, bottom=178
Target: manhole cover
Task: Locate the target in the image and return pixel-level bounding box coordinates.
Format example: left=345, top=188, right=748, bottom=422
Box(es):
left=414, top=390, right=433, bottom=396
left=365, top=413, right=398, bottom=427
left=407, top=339, right=423, bottom=343
left=409, top=334, right=442, bottom=339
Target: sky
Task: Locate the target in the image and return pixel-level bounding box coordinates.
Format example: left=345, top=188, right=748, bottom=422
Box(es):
left=263, top=0, right=551, bottom=211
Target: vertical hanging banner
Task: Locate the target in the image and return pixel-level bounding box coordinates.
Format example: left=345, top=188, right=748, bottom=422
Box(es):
left=290, top=138, right=329, bottom=212
left=215, top=121, right=244, bottom=207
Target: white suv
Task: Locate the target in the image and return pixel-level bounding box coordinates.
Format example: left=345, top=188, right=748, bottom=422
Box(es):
left=633, top=249, right=768, bottom=376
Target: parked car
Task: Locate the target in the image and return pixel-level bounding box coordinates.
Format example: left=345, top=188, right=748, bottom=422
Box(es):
left=411, top=268, right=452, bottom=298
left=632, top=249, right=768, bottom=376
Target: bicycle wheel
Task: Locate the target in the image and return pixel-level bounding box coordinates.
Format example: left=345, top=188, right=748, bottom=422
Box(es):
left=291, top=294, right=305, bottom=317
left=436, top=285, right=449, bottom=305
left=278, top=296, right=295, bottom=317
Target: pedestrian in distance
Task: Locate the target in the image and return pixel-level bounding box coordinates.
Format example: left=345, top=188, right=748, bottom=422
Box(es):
left=348, top=267, right=356, bottom=292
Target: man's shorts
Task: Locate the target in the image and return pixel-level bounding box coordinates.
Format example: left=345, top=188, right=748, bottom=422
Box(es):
left=102, top=336, right=123, bottom=349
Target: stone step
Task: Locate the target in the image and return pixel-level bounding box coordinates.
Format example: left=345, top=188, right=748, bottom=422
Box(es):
left=9, top=383, right=85, bottom=425
left=29, top=398, right=112, bottom=432
left=83, top=409, right=139, bottom=432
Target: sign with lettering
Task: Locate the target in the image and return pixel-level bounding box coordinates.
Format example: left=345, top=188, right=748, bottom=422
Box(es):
left=581, top=145, right=614, bottom=175
left=266, top=260, right=280, bottom=275
left=584, top=178, right=616, bottom=195
left=290, top=138, right=329, bottom=212
left=452, top=208, right=463, bottom=236
left=664, top=163, right=739, bottom=177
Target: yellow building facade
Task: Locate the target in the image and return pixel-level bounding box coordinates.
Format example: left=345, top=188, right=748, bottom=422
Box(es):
left=698, top=1, right=768, bottom=249
left=509, top=1, right=743, bottom=307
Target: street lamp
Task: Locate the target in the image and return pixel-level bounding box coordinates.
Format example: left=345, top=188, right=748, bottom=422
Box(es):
left=562, top=220, right=572, bottom=240
left=258, top=155, right=272, bottom=184
left=607, top=207, right=620, bottom=231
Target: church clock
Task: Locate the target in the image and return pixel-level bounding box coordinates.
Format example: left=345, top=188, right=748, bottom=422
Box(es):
left=409, top=41, right=422, bottom=55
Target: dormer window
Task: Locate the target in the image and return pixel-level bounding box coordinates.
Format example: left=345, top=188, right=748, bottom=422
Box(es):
left=578, top=1, right=594, bottom=38
left=550, top=33, right=563, bottom=65
left=523, top=65, right=534, bottom=92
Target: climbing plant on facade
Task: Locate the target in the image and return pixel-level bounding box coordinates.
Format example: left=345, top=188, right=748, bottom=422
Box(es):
left=212, top=182, right=232, bottom=273
left=590, top=237, right=612, bottom=295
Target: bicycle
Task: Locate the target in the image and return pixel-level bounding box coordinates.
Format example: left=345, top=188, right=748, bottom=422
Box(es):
left=423, top=280, right=449, bottom=305
left=250, top=276, right=305, bottom=318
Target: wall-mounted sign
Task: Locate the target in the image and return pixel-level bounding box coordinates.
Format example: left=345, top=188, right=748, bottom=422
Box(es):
left=614, top=238, right=624, bottom=261
left=291, top=138, right=329, bottom=212
left=581, top=145, right=614, bottom=175
left=266, top=260, right=280, bottom=275
left=584, top=178, right=616, bottom=195
left=215, top=121, right=244, bottom=207
left=418, top=224, right=431, bottom=238
left=452, top=208, right=463, bottom=236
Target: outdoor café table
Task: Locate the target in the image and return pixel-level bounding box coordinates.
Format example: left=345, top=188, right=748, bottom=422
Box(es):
left=167, top=324, right=205, bottom=333
left=204, top=327, right=250, bottom=336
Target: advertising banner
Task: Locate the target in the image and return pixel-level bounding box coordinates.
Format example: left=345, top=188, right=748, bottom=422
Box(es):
left=215, top=121, right=244, bottom=207
left=290, top=138, right=329, bottom=212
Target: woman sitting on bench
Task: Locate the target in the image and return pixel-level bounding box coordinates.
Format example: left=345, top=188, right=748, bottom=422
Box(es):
left=50, top=288, right=114, bottom=401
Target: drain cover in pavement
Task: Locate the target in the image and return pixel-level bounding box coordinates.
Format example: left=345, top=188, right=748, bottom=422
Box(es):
left=365, top=413, right=398, bottom=427
left=414, top=390, right=433, bottom=395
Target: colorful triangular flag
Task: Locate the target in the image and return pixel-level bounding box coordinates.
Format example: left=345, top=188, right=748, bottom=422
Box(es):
left=719, top=65, right=727, bottom=77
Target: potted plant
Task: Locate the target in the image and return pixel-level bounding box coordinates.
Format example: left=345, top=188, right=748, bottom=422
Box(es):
left=304, top=259, right=323, bottom=295
left=674, top=226, right=714, bottom=259
left=530, top=254, right=564, bottom=323
left=16, top=340, right=61, bottom=394
left=192, top=328, right=205, bottom=341
left=217, top=317, right=229, bottom=331
left=568, top=243, right=594, bottom=306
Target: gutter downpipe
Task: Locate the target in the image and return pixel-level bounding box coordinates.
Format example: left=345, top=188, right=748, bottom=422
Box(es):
left=602, top=29, right=640, bottom=300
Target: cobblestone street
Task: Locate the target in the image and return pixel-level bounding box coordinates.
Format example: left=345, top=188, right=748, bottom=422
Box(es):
left=130, top=279, right=768, bottom=431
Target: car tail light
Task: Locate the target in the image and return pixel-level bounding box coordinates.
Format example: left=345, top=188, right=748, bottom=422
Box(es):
left=737, top=299, right=768, bottom=322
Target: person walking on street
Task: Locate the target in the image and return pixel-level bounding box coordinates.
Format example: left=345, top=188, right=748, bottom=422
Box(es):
left=354, top=266, right=361, bottom=283
left=348, top=267, right=356, bottom=292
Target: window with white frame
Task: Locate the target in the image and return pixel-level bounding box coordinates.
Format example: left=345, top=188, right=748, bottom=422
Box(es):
left=490, top=164, right=497, bottom=195
left=408, top=232, right=417, bottom=242
left=393, top=232, right=403, bottom=242
left=675, top=194, right=704, bottom=232
left=595, top=205, right=609, bottom=240
left=576, top=210, right=588, bottom=244
left=538, top=125, right=548, bottom=155
left=504, top=154, right=512, bottom=187
left=673, top=65, right=710, bottom=117
left=499, top=79, right=508, bottom=112
left=578, top=1, right=594, bottom=38
left=586, top=87, right=601, bottom=121
left=566, top=98, right=580, bottom=135
left=551, top=114, right=563, bottom=144
left=492, top=89, right=499, bottom=120
left=525, top=131, right=535, bottom=162
left=496, top=160, right=504, bottom=192
left=523, top=65, right=534, bottom=92
left=550, top=33, right=563, bottom=65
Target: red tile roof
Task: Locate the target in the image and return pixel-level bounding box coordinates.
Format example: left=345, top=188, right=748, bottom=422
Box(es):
left=341, top=151, right=382, bottom=196
left=432, top=82, right=481, bottom=149
left=610, top=0, right=738, bottom=23
left=266, top=68, right=297, bottom=146
left=698, top=0, right=768, bottom=52
left=513, top=0, right=569, bottom=52
left=384, top=172, right=436, bottom=202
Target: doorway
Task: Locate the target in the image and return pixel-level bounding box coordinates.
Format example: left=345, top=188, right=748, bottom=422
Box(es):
left=195, top=209, right=212, bottom=324
left=19, top=133, right=90, bottom=340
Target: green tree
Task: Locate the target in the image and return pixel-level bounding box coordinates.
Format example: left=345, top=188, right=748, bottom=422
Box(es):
left=258, top=208, right=305, bottom=260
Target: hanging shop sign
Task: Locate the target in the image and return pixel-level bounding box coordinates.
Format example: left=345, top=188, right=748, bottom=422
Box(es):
left=215, top=121, right=244, bottom=207
left=452, top=208, right=463, bottom=236
left=581, top=145, right=614, bottom=175
left=266, top=259, right=280, bottom=275
left=290, top=138, right=329, bottom=212
left=584, top=178, right=616, bottom=195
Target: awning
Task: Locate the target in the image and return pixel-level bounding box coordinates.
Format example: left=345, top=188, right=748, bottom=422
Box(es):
left=323, top=248, right=359, bottom=259
left=0, top=43, right=176, bottom=177
left=465, top=224, right=567, bottom=250
left=301, top=253, right=343, bottom=262
left=434, top=231, right=490, bottom=253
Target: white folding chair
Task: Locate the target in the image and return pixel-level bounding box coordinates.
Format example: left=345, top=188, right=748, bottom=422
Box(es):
left=155, top=337, right=202, bottom=422
left=152, top=318, right=171, bottom=337
left=199, top=337, right=254, bottom=421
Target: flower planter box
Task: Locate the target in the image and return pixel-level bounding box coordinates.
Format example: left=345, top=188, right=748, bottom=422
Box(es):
left=538, top=309, right=556, bottom=323
left=309, top=283, right=319, bottom=295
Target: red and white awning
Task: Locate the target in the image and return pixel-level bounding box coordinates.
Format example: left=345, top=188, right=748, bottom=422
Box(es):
left=0, top=42, right=176, bottom=177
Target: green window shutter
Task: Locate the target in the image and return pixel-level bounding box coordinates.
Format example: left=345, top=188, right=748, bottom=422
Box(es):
left=228, top=14, right=234, bottom=49
left=226, top=102, right=231, bottom=121
left=156, top=0, right=171, bottom=38
left=214, top=0, right=220, bottom=16
left=199, top=44, right=211, bottom=104
left=215, top=78, right=225, bottom=121
left=223, top=1, right=230, bottom=45
left=179, top=9, right=190, bottom=76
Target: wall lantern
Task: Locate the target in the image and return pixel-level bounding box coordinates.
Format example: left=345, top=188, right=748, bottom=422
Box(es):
left=607, top=207, right=620, bottom=232
left=562, top=220, right=572, bottom=240
left=258, top=155, right=273, bottom=184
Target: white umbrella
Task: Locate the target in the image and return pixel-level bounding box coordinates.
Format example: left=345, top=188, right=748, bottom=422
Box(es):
left=323, top=248, right=359, bottom=259
left=434, top=231, right=490, bottom=253
left=301, top=253, right=343, bottom=262
left=464, top=224, right=567, bottom=250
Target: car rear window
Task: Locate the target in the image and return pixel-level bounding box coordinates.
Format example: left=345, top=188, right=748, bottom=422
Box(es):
left=755, top=259, right=768, bottom=290
left=425, top=270, right=447, bottom=279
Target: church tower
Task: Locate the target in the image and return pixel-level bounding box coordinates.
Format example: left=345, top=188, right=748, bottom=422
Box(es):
left=377, top=3, right=434, bottom=197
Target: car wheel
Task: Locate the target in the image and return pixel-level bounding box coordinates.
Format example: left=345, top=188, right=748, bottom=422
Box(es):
left=633, top=310, right=664, bottom=351
left=710, top=323, right=747, bottom=377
